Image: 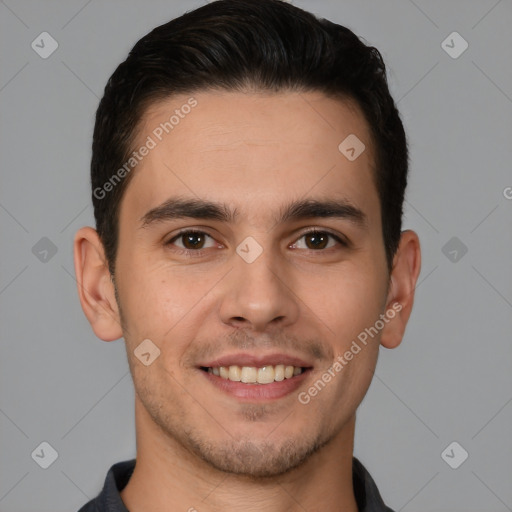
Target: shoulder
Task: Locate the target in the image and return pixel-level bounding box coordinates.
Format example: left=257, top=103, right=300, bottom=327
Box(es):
left=76, top=459, right=136, bottom=512
left=353, top=457, right=396, bottom=512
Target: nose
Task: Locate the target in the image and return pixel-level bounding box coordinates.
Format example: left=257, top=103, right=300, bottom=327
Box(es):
left=218, top=244, right=300, bottom=332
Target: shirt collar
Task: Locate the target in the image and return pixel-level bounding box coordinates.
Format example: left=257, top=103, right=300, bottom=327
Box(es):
left=79, top=457, right=394, bottom=512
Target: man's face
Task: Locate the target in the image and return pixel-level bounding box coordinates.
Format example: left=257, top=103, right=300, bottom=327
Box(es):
left=113, top=91, right=391, bottom=477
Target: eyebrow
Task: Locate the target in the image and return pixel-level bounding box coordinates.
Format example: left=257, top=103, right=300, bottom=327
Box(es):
left=139, top=196, right=368, bottom=230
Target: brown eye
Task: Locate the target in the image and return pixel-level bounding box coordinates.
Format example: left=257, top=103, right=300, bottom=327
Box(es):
left=167, top=230, right=216, bottom=251
left=181, top=232, right=206, bottom=249
left=304, top=231, right=329, bottom=250
left=291, top=230, right=345, bottom=251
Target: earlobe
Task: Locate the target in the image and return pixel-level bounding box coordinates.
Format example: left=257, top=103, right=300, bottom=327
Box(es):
left=73, top=226, right=124, bottom=342
left=380, top=230, right=421, bottom=349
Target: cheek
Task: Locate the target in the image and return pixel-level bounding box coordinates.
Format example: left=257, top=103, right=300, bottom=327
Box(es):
left=117, top=255, right=221, bottom=347
left=304, top=267, right=386, bottom=347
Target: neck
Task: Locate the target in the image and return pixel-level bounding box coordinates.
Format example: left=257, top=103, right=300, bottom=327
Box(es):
left=121, top=398, right=359, bottom=512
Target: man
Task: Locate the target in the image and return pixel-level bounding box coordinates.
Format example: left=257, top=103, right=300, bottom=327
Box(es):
left=73, top=0, right=421, bottom=510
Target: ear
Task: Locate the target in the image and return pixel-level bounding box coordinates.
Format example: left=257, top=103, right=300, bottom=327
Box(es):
left=73, top=226, right=124, bottom=341
left=380, top=230, right=421, bottom=349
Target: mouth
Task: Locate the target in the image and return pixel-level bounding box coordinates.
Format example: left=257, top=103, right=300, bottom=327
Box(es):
left=200, top=364, right=308, bottom=384
left=197, top=354, right=314, bottom=401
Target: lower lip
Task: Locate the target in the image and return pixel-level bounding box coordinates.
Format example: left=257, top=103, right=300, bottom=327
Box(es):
left=199, top=368, right=311, bottom=401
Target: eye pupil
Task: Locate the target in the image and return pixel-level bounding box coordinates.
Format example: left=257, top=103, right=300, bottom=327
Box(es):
left=184, top=233, right=204, bottom=249
left=306, top=232, right=328, bottom=250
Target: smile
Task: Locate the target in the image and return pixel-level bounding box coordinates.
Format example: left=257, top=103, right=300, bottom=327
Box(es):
left=201, top=364, right=304, bottom=384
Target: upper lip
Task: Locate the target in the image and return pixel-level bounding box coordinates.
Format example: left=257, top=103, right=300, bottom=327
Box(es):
left=199, top=352, right=314, bottom=369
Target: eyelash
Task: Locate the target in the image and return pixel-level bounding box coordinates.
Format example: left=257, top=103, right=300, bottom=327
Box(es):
left=165, top=229, right=348, bottom=256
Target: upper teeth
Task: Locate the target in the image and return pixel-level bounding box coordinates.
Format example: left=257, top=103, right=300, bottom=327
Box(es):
left=207, top=365, right=303, bottom=384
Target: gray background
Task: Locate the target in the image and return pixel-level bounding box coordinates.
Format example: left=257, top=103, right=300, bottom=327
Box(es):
left=1, top=0, right=511, bottom=511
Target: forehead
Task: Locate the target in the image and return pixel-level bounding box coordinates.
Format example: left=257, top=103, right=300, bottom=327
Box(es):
left=120, top=90, right=379, bottom=227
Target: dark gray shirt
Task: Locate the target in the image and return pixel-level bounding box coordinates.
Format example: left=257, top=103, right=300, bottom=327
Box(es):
left=77, top=457, right=395, bottom=512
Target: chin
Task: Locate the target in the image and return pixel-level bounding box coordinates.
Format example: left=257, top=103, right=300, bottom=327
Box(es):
left=184, top=430, right=334, bottom=479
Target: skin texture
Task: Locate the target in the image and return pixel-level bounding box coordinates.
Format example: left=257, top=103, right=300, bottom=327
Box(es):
left=74, top=90, right=421, bottom=512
